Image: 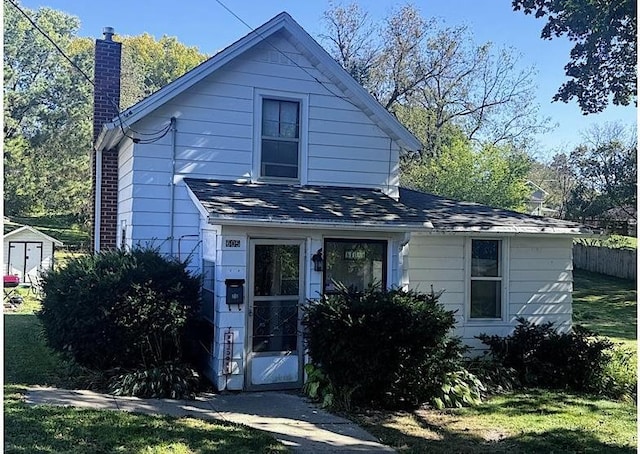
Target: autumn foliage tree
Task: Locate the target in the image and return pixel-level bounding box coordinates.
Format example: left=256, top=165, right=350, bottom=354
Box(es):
left=321, top=2, right=549, bottom=155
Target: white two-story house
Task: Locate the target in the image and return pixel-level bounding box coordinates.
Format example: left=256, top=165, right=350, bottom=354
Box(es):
left=92, top=13, right=587, bottom=392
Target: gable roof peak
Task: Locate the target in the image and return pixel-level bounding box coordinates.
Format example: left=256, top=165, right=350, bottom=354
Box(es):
left=95, top=11, right=422, bottom=153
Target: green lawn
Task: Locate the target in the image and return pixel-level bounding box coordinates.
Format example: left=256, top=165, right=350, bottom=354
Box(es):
left=3, top=311, right=288, bottom=453
left=572, top=270, right=637, bottom=349
left=351, top=269, right=638, bottom=453
left=354, top=391, right=636, bottom=453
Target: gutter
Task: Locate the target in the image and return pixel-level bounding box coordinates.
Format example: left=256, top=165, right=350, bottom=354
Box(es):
left=415, top=226, right=594, bottom=236
left=206, top=216, right=434, bottom=232
left=169, top=117, right=177, bottom=256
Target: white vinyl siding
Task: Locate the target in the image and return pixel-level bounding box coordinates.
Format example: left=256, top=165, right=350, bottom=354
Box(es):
left=121, top=30, right=404, bottom=257
left=406, top=234, right=573, bottom=350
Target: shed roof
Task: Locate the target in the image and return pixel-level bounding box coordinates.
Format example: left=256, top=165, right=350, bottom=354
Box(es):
left=3, top=224, right=64, bottom=245
left=95, top=12, right=422, bottom=153
left=184, top=178, right=590, bottom=235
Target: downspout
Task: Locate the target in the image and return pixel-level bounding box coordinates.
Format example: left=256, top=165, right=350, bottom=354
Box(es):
left=93, top=148, right=102, bottom=252
left=169, top=117, right=177, bottom=256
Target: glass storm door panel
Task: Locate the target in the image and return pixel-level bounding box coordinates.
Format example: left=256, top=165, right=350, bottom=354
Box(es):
left=247, top=240, right=304, bottom=390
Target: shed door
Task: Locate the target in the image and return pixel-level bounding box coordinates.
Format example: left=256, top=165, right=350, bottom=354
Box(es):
left=8, top=242, right=43, bottom=282
left=247, top=240, right=304, bottom=390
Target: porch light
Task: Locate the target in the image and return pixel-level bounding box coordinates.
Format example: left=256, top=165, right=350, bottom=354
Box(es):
left=311, top=248, right=323, bottom=272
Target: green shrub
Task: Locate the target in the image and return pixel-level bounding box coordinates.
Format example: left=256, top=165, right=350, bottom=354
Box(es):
left=302, top=286, right=472, bottom=409
left=467, top=357, right=520, bottom=395
left=477, top=318, right=622, bottom=396
left=39, top=248, right=200, bottom=371
left=433, top=369, right=485, bottom=410
left=107, top=363, right=200, bottom=399
left=600, top=345, right=637, bottom=401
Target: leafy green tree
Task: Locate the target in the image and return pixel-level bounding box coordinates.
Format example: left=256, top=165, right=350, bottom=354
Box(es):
left=565, top=123, right=637, bottom=221
left=3, top=2, right=207, bottom=219
left=3, top=4, right=93, bottom=217
left=513, top=0, right=637, bottom=113
left=119, top=34, right=207, bottom=109
left=402, top=133, right=532, bottom=211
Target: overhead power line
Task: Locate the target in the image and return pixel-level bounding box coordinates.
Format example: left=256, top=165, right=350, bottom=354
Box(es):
left=5, top=0, right=173, bottom=144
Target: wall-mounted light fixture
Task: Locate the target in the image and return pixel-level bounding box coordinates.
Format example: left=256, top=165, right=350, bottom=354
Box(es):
left=311, top=248, right=323, bottom=272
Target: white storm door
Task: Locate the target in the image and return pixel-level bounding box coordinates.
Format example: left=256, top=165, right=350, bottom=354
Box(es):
left=247, top=240, right=304, bottom=390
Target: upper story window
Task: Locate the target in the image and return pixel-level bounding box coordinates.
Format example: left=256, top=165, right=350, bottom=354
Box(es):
left=261, top=99, right=300, bottom=179
left=469, top=239, right=504, bottom=319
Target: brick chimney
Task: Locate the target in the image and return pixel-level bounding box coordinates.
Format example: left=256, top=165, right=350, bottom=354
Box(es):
left=92, top=27, right=121, bottom=251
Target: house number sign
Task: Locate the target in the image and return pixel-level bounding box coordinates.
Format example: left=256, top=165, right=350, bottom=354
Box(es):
left=223, top=330, right=234, bottom=375
left=344, top=249, right=366, bottom=260
left=225, top=239, right=241, bottom=248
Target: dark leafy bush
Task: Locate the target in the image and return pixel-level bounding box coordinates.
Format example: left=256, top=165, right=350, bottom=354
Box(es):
left=302, top=285, right=475, bottom=409
left=477, top=318, right=620, bottom=396
left=467, top=357, right=520, bottom=395
left=39, top=248, right=201, bottom=371
left=108, top=362, right=200, bottom=399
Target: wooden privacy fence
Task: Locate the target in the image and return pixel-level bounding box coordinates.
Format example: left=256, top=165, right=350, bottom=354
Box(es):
left=573, top=244, right=637, bottom=281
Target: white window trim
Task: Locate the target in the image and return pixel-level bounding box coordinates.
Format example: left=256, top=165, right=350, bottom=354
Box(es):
left=464, top=237, right=510, bottom=322
left=252, top=88, right=309, bottom=184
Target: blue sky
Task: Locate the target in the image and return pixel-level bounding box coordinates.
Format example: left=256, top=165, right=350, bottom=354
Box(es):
left=18, top=0, right=638, bottom=159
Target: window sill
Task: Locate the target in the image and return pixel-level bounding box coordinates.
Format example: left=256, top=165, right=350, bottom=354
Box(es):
left=257, top=177, right=301, bottom=185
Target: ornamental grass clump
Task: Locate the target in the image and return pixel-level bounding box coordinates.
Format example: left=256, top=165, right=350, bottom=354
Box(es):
left=39, top=247, right=201, bottom=398
left=302, top=285, right=483, bottom=410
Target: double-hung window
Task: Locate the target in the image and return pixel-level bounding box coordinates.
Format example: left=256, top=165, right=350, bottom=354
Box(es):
left=261, top=98, right=300, bottom=179
left=470, top=239, right=503, bottom=319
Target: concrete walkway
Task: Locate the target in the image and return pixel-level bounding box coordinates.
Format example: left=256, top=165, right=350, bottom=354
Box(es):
left=25, top=387, right=395, bottom=453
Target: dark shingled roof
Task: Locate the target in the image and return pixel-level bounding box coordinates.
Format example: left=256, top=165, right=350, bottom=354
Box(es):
left=398, top=187, right=589, bottom=233
left=184, top=179, right=431, bottom=229
left=184, top=178, right=589, bottom=234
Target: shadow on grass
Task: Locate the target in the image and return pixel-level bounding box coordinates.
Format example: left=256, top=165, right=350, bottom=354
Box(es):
left=359, top=411, right=635, bottom=454
left=4, top=386, right=286, bottom=454
left=572, top=270, right=637, bottom=341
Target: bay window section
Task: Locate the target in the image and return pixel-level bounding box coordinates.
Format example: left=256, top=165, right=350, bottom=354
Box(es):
left=323, top=239, right=387, bottom=293
left=470, top=239, right=503, bottom=319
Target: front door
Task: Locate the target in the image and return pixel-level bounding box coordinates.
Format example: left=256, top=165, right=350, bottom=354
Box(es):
left=247, top=240, right=304, bottom=390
